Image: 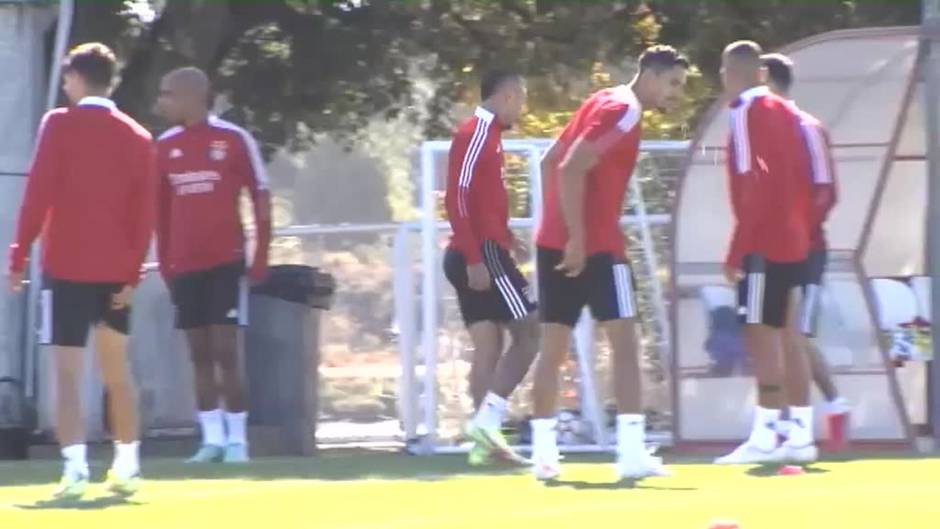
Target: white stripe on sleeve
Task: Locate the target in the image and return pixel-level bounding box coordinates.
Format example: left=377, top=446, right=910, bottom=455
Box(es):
left=209, top=116, right=270, bottom=190
left=802, top=123, right=832, bottom=184
left=731, top=105, right=752, bottom=175
left=457, top=119, right=489, bottom=218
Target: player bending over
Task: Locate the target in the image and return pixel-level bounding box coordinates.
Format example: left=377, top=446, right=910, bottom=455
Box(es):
left=762, top=53, right=850, bottom=451
left=444, top=70, right=539, bottom=465
left=155, top=67, right=271, bottom=464
left=716, top=41, right=816, bottom=466
left=7, top=43, right=155, bottom=498
left=530, top=45, right=688, bottom=480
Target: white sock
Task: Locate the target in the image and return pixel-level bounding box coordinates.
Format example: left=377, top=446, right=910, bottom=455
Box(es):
left=788, top=406, right=814, bottom=446
left=748, top=407, right=781, bottom=450
left=225, top=411, right=248, bottom=446
left=531, top=417, right=559, bottom=459
left=113, top=441, right=140, bottom=476
left=616, top=414, right=646, bottom=455
left=62, top=444, right=88, bottom=477
left=473, top=392, right=507, bottom=431
left=199, top=409, right=225, bottom=447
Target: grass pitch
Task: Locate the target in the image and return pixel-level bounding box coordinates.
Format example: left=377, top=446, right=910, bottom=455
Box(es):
left=1, top=452, right=938, bottom=529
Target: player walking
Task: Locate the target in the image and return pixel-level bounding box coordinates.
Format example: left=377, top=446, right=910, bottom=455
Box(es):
left=531, top=45, right=688, bottom=480
left=155, top=68, right=271, bottom=464
left=7, top=43, right=155, bottom=498
left=443, top=70, right=539, bottom=465
left=715, top=42, right=815, bottom=465
left=762, top=53, right=850, bottom=451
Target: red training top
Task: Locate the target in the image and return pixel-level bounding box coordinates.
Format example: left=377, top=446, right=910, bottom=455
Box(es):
left=155, top=116, right=271, bottom=280
left=725, top=86, right=812, bottom=267
left=444, top=106, right=511, bottom=264
left=537, top=85, right=642, bottom=255
left=8, top=97, right=155, bottom=285
left=792, top=104, right=838, bottom=251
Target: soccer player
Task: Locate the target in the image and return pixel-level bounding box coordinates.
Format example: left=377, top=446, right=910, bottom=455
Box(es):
left=6, top=43, right=155, bottom=498
left=715, top=41, right=815, bottom=465
left=443, top=70, right=539, bottom=465
left=762, top=53, right=850, bottom=451
left=531, top=45, right=688, bottom=480
left=155, top=68, right=271, bottom=464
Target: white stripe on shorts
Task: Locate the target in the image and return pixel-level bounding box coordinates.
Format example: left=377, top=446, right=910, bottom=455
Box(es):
left=746, top=272, right=765, bottom=325
left=39, top=289, right=52, bottom=345
left=612, top=263, right=636, bottom=319
left=238, top=276, right=249, bottom=326
left=483, top=241, right=527, bottom=319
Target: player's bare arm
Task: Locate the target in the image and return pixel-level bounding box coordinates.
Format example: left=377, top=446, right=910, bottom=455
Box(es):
left=555, top=136, right=601, bottom=277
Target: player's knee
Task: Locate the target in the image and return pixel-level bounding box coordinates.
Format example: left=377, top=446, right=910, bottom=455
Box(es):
left=509, top=313, right=540, bottom=346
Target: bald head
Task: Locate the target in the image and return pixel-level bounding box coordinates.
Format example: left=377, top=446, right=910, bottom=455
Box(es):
left=157, top=67, right=212, bottom=126
left=720, top=40, right=766, bottom=97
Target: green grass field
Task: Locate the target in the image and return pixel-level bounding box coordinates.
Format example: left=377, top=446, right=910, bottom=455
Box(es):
left=1, top=452, right=939, bottom=529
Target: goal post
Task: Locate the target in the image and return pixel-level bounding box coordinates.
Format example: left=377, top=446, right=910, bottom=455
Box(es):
left=396, top=138, right=689, bottom=454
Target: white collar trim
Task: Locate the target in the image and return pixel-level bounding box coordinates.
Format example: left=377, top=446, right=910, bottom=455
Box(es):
left=474, top=106, right=495, bottom=124
left=77, top=96, right=116, bottom=110
left=739, top=85, right=770, bottom=103
left=612, top=85, right=642, bottom=112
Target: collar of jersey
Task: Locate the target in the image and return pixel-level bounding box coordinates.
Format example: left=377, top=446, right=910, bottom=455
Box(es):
left=474, top=106, right=496, bottom=125
left=611, top=84, right=642, bottom=112
left=77, top=96, right=116, bottom=110
left=730, top=85, right=770, bottom=108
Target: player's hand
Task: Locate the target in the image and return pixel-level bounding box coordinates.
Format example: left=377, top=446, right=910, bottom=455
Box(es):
left=6, top=271, right=24, bottom=293
left=723, top=264, right=743, bottom=284
left=248, top=263, right=269, bottom=284
left=467, top=262, right=491, bottom=291
left=556, top=237, right=586, bottom=278
left=111, top=285, right=134, bottom=310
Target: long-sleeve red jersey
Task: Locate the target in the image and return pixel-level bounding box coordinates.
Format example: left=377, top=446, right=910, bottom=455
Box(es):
left=725, top=86, right=812, bottom=268
left=444, top=106, right=510, bottom=264
left=8, top=97, right=155, bottom=285
left=155, top=116, right=271, bottom=280
left=793, top=105, right=838, bottom=251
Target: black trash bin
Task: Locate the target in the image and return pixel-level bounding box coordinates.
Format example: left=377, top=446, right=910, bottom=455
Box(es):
left=0, top=377, right=35, bottom=460
left=245, top=265, right=335, bottom=456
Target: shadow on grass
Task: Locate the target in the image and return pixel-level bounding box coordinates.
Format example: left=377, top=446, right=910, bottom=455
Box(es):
left=0, top=453, right=533, bottom=487
left=745, top=464, right=831, bottom=478
left=543, top=478, right=697, bottom=492
left=16, top=494, right=143, bottom=511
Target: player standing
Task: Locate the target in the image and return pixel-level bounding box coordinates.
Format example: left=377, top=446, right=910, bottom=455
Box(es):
left=531, top=45, right=688, bottom=480
left=715, top=41, right=815, bottom=465
left=155, top=68, right=271, bottom=464
left=443, top=70, right=539, bottom=465
left=6, top=43, right=155, bottom=498
left=762, top=53, right=850, bottom=451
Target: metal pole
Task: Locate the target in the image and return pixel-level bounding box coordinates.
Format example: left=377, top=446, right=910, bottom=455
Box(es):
left=23, top=0, right=74, bottom=400
left=923, top=0, right=940, bottom=442
left=419, top=144, right=438, bottom=452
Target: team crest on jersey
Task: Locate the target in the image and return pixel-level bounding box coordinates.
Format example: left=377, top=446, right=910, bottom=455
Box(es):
left=209, top=140, right=228, bottom=161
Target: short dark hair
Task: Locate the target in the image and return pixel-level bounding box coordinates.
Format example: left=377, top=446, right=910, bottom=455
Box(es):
left=762, top=53, right=794, bottom=93
left=63, top=42, right=117, bottom=89
left=480, top=69, right=522, bottom=101
left=723, top=40, right=763, bottom=62
left=638, top=45, right=689, bottom=73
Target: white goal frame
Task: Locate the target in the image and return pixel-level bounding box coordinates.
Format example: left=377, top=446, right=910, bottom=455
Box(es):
left=395, top=138, right=689, bottom=454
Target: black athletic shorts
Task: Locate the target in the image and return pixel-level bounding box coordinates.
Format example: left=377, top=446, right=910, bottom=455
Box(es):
left=798, top=249, right=827, bottom=336
left=537, top=247, right=637, bottom=327
left=170, top=261, right=248, bottom=330
left=737, top=254, right=806, bottom=329
left=40, top=277, right=130, bottom=347
left=443, top=241, right=536, bottom=326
